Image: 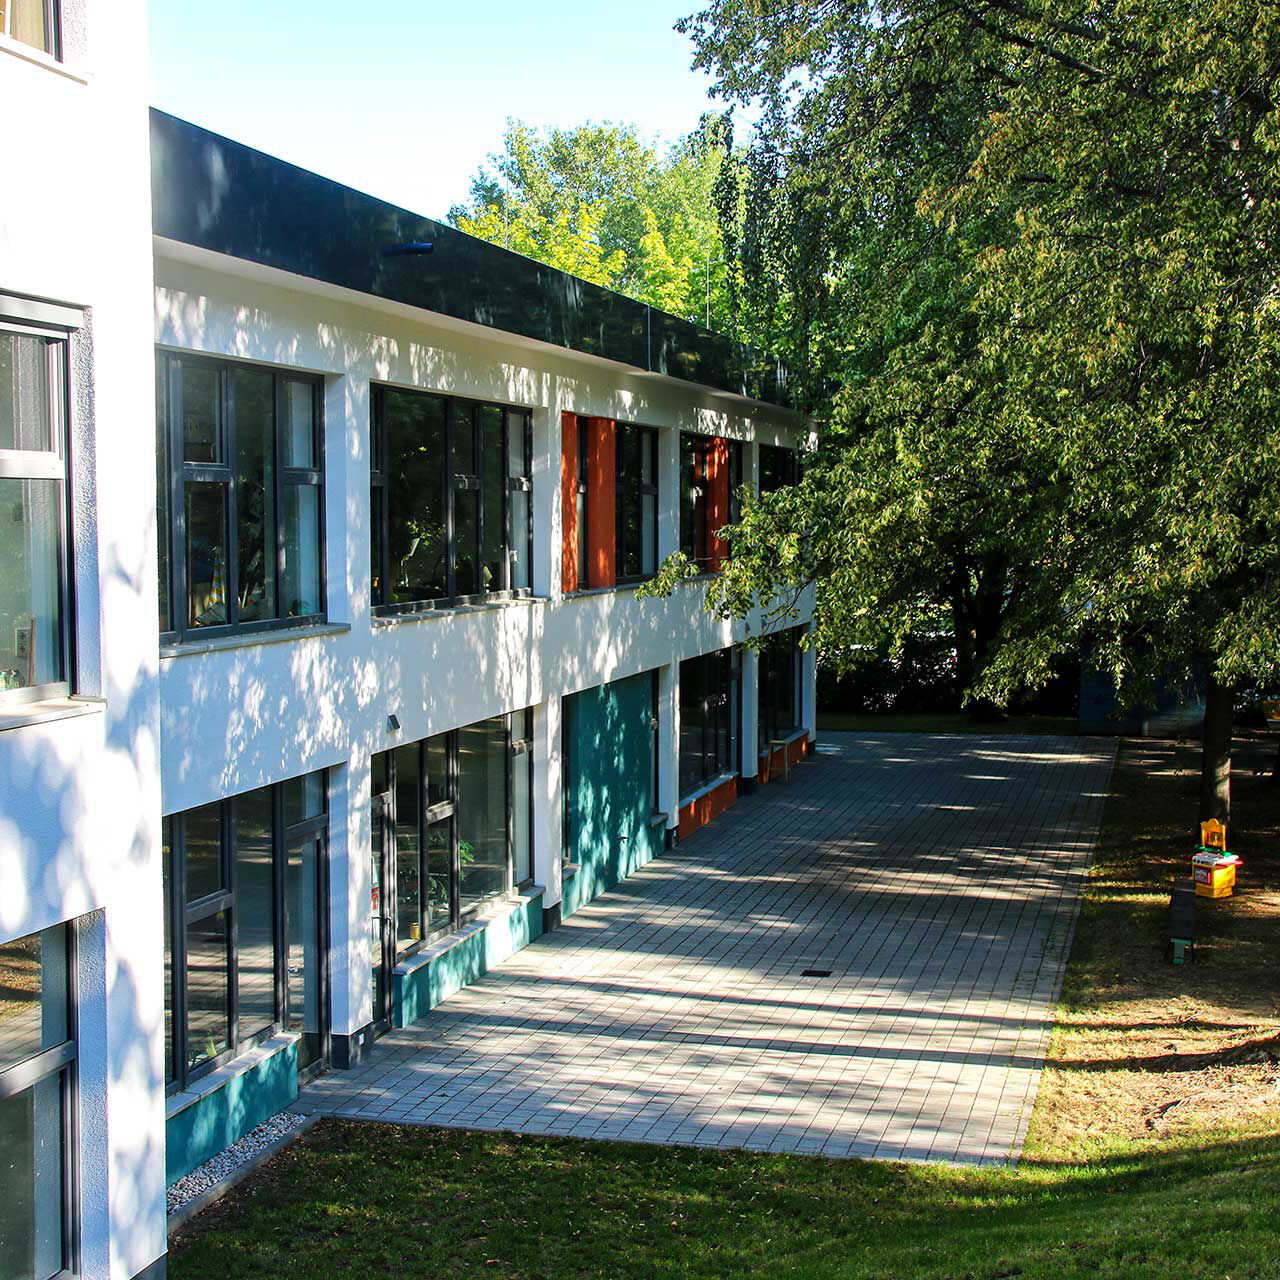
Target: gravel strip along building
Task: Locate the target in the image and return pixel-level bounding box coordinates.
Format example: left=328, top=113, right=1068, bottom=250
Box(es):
left=1, top=3, right=815, bottom=1274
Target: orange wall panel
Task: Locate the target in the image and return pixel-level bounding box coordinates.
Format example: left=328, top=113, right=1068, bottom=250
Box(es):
left=586, top=416, right=616, bottom=589
left=706, top=437, right=730, bottom=571
left=561, top=412, right=579, bottom=593
left=678, top=775, right=739, bottom=840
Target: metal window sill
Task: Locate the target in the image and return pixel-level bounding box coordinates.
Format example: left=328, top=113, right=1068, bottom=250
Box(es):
left=563, top=581, right=654, bottom=599
left=165, top=1032, right=300, bottom=1121
left=647, top=811, right=669, bottom=828
left=0, top=34, right=89, bottom=83
left=0, top=695, right=106, bottom=734
left=160, top=622, right=350, bottom=660
left=395, top=885, right=545, bottom=978
left=372, top=596, right=546, bottom=625
left=678, top=770, right=739, bottom=809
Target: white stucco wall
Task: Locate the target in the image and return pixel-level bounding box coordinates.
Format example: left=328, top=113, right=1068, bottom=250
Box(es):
left=0, top=4, right=164, bottom=1278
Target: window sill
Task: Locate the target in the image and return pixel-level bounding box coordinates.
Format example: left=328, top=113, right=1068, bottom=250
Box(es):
left=563, top=581, right=654, bottom=600
left=647, top=811, right=669, bottom=829
left=0, top=695, right=106, bottom=735
left=165, top=1032, right=300, bottom=1121
left=678, top=770, right=739, bottom=809
left=395, top=885, right=545, bottom=978
left=160, top=622, right=351, bottom=660
left=0, top=34, right=88, bottom=83
left=372, top=597, right=546, bottom=626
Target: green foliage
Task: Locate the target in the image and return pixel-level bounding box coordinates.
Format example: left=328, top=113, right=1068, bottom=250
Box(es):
left=450, top=117, right=737, bottom=330
left=680, top=0, right=1280, bottom=712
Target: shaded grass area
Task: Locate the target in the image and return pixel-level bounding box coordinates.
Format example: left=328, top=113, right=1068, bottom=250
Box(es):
left=1024, top=735, right=1280, bottom=1159
left=816, top=710, right=1078, bottom=735
left=171, top=1118, right=1280, bottom=1280
left=171, top=733, right=1280, bottom=1279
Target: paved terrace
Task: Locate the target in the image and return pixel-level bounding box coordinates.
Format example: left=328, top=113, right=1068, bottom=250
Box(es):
left=303, top=733, right=1117, bottom=1163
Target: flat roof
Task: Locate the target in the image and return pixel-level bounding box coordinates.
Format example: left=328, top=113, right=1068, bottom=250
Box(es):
left=150, top=110, right=791, bottom=408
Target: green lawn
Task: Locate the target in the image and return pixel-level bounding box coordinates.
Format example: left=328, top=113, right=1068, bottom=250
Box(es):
left=816, top=710, right=1078, bottom=735
left=172, top=1118, right=1280, bottom=1279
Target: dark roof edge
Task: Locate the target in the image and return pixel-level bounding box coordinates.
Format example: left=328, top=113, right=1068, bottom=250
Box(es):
left=149, top=110, right=792, bottom=408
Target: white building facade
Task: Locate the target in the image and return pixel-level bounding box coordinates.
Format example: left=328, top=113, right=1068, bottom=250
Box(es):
left=1, top=23, right=814, bottom=1270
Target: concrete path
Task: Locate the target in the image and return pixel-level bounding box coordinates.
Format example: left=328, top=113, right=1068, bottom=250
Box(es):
left=303, top=733, right=1116, bottom=1163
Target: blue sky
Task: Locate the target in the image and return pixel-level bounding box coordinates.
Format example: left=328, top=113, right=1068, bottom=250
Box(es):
left=148, top=0, right=724, bottom=222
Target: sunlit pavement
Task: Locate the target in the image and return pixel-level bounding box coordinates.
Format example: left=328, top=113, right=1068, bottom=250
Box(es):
left=302, top=732, right=1117, bottom=1163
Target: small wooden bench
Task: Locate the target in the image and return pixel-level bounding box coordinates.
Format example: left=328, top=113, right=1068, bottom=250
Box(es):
left=1168, top=878, right=1197, bottom=965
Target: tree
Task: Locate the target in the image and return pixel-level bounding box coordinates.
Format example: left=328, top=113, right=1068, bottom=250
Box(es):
left=450, top=116, right=739, bottom=330
left=676, top=0, right=1280, bottom=824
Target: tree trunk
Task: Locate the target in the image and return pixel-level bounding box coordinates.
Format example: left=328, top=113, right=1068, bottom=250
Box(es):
left=1199, top=671, right=1235, bottom=827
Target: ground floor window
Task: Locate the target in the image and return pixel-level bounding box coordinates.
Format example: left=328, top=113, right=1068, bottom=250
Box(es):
left=758, top=628, right=803, bottom=753
left=373, top=710, right=531, bottom=958
left=162, top=771, right=328, bottom=1090
left=679, top=647, right=741, bottom=798
left=0, top=922, right=75, bottom=1280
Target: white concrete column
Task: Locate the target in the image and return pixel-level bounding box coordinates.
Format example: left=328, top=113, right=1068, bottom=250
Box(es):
left=658, top=421, right=681, bottom=562
left=533, top=696, right=564, bottom=909
left=745, top=439, right=760, bottom=498
left=535, top=386, right=565, bottom=599
left=328, top=373, right=363, bottom=627
left=741, top=646, right=760, bottom=779
left=802, top=622, right=818, bottom=739
left=657, top=662, right=680, bottom=836
left=329, top=756, right=370, bottom=1040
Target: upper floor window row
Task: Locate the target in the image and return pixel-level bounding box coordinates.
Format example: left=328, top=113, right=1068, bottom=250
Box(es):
left=371, top=385, right=532, bottom=613
left=2, top=0, right=60, bottom=57
left=156, top=352, right=325, bottom=642
left=680, top=433, right=743, bottom=573
left=759, top=443, right=798, bottom=495
left=1, top=318, right=71, bottom=704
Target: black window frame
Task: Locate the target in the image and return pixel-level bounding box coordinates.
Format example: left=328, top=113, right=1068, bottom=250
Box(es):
left=372, top=709, right=531, bottom=960
left=615, top=422, right=659, bottom=586
left=156, top=350, right=327, bottom=645
left=511, top=708, right=535, bottom=887
left=162, top=773, right=330, bottom=1094
left=0, top=305, right=75, bottom=707
left=2, top=0, right=62, bottom=58
left=679, top=646, right=742, bottom=799
left=371, top=385, right=533, bottom=613
left=758, top=627, right=804, bottom=754
left=0, top=919, right=78, bottom=1280
left=679, top=433, right=743, bottom=572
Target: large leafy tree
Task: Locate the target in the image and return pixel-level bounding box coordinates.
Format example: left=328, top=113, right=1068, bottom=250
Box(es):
left=676, top=0, right=1280, bottom=822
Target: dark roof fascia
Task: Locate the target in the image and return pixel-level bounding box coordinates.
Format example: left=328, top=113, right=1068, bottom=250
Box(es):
left=149, top=110, right=791, bottom=408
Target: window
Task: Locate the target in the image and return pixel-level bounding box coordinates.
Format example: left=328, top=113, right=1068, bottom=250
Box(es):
left=1, top=0, right=60, bottom=56
left=758, top=628, right=803, bottom=753
left=576, top=426, right=588, bottom=589
left=759, top=444, right=798, bottom=495
left=0, top=319, right=71, bottom=704
left=615, top=423, right=658, bottom=584
left=162, top=771, right=328, bottom=1089
left=156, top=353, right=325, bottom=641
left=680, top=434, right=742, bottom=571
left=0, top=923, right=75, bottom=1280
left=679, top=647, right=741, bottom=797
left=372, top=710, right=531, bottom=954
left=371, top=386, right=532, bottom=611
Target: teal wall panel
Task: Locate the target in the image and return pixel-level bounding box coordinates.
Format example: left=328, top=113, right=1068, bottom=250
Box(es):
left=562, top=673, right=663, bottom=918
left=394, top=892, right=543, bottom=1028
left=165, top=1040, right=298, bottom=1186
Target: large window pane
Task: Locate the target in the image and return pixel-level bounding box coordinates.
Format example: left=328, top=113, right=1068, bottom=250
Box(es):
left=284, top=771, right=325, bottom=826
left=453, top=487, right=479, bottom=596
left=283, top=484, right=321, bottom=616
left=0, top=332, right=52, bottom=452
left=425, top=734, right=449, bottom=809
left=507, top=488, right=530, bottom=591
left=458, top=718, right=508, bottom=910
left=0, top=478, right=63, bottom=693
left=234, top=790, right=276, bottom=1041
left=283, top=380, right=317, bottom=467
left=425, top=819, right=452, bottom=933
left=161, top=823, right=174, bottom=1084
left=512, top=746, right=532, bottom=885
left=480, top=406, right=505, bottom=593
left=156, top=363, right=171, bottom=632
left=180, top=364, right=220, bottom=464
left=386, top=390, right=446, bottom=602
left=232, top=368, right=277, bottom=624
left=679, top=656, right=705, bottom=796
left=0, top=1076, right=66, bottom=1280
left=184, top=803, right=223, bottom=903
left=185, top=911, right=230, bottom=1072
left=394, top=745, right=421, bottom=951
left=185, top=482, right=229, bottom=628
left=0, top=928, right=67, bottom=1073
left=286, top=835, right=324, bottom=1070
left=3, top=0, right=55, bottom=54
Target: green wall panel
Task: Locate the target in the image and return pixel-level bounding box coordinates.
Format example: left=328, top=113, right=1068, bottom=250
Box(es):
left=165, top=1040, right=298, bottom=1186
left=562, top=673, right=663, bottom=918
left=394, top=892, right=543, bottom=1028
